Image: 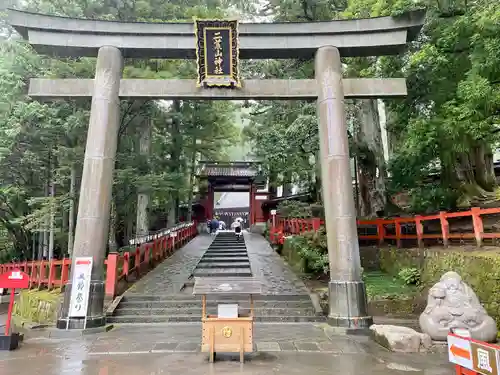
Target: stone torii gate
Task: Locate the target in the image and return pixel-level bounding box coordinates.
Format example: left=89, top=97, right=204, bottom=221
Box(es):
left=8, top=9, right=425, bottom=330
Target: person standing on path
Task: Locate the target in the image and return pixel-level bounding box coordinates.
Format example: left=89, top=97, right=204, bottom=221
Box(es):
left=231, top=218, right=242, bottom=239
left=210, top=217, right=219, bottom=235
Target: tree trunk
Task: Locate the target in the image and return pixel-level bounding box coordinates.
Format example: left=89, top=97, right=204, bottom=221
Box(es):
left=37, top=230, right=43, bottom=260
left=48, top=172, right=55, bottom=260
left=268, top=171, right=278, bottom=199
left=383, top=100, right=398, bottom=158
left=31, top=232, right=36, bottom=261
left=355, top=99, right=387, bottom=217
left=42, top=157, right=50, bottom=259
left=108, top=199, right=118, bottom=252
left=169, top=100, right=182, bottom=224
left=167, top=201, right=176, bottom=227
left=186, top=136, right=198, bottom=222
left=126, top=216, right=134, bottom=245
left=282, top=171, right=293, bottom=196
left=136, top=118, right=152, bottom=236
left=473, top=143, right=496, bottom=191
left=456, top=153, right=476, bottom=185
left=68, top=165, right=76, bottom=257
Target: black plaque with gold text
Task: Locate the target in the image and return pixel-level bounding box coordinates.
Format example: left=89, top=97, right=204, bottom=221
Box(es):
left=194, top=19, right=240, bottom=88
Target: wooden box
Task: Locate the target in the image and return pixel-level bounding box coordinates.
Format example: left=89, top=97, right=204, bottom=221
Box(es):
left=193, top=277, right=262, bottom=363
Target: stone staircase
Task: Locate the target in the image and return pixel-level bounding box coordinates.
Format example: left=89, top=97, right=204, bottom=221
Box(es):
left=108, top=294, right=325, bottom=323
left=192, top=231, right=252, bottom=277
left=108, top=232, right=325, bottom=324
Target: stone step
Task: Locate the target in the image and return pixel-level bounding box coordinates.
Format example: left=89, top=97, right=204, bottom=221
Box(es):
left=114, top=307, right=318, bottom=317
left=207, top=250, right=247, bottom=253
left=208, top=246, right=247, bottom=250
left=119, top=300, right=315, bottom=308
left=122, top=293, right=313, bottom=301
left=107, top=315, right=326, bottom=324
left=196, top=262, right=250, bottom=269
left=203, top=252, right=248, bottom=257
left=192, top=268, right=252, bottom=277
left=197, top=257, right=249, bottom=262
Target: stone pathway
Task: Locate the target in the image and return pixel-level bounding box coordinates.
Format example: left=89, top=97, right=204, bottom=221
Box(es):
left=125, top=235, right=214, bottom=294
left=125, top=232, right=309, bottom=296
left=245, top=232, right=309, bottom=295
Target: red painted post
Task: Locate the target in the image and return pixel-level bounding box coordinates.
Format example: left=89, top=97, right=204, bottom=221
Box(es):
left=60, top=259, right=70, bottom=287
left=153, top=240, right=159, bottom=261
left=135, top=247, right=141, bottom=277
left=471, top=207, right=483, bottom=247
left=377, top=221, right=385, bottom=246
left=312, top=218, right=321, bottom=231
left=439, top=211, right=449, bottom=247
left=144, top=244, right=151, bottom=267
left=415, top=216, right=424, bottom=248
left=38, top=260, right=45, bottom=288
left=122, top=252, right=130, bottom=279
left=5, top=289, right=15, bottom=335
left=47, top=260, right=55, bottom=290
left=395, top=219, right=402, bottom=248
left=105, top=252, right=119, bottom=298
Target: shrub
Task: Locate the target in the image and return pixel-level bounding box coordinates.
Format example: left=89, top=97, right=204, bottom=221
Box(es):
left=277, top=200, right=312, bottom=218
left=289, top=227, right=329, bottom=275
left=398, top=267, right=421, bottom=285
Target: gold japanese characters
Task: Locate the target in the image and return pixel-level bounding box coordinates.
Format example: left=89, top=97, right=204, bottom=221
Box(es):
left=194, top=19, right=240, bottom=88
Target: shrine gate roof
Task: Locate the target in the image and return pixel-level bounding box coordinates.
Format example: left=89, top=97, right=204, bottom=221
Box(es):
left=197, top=162, right=260, bottom=178
left=7, top=9, right=425, bottom=59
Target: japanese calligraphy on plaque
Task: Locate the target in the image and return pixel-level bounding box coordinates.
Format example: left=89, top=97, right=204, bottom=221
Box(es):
left=194, top=19, right=240, bottom=88
left=68, top=257, right=93, bottom=318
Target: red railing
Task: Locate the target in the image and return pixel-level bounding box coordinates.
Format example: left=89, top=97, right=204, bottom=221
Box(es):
left=269, top=207, right=500, bottom=248
left=0, top=221, right=198, bottom=298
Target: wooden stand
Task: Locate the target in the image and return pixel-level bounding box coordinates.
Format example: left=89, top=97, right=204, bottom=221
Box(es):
left=193, top=277, right=262, bottom=363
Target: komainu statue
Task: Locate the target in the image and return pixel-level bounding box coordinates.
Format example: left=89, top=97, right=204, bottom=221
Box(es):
left=419, top=271, right=497, bottom=342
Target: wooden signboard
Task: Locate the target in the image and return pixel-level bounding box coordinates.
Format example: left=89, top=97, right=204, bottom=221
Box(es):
left=471, top=342, right=500, bottom=375
left=448, top=333, right=500, bottom=375
left=194, top=19, right=240, bottom=88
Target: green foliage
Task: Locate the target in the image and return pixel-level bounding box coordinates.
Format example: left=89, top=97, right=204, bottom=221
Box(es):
left=397, top=267, right=421, bottom=285
left=276, top=200, right=312, bottom=218
left=286, top=228, right=329, bottom=274
left=363, top=271, right=417, bottom=300
left=244, top=0, right=500, bottom=214
left=406, top=183, right=460, bottom=213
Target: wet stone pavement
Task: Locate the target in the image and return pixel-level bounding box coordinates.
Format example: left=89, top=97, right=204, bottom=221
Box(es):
left=124, top=232, right=309, bottom=296
left=126, top=235, right=214, bottom=294
left=0, top=233, right=454, bottom=374
left=0, top=323, right=454, bottom=375
left=244, top=233, right=309, bottom=295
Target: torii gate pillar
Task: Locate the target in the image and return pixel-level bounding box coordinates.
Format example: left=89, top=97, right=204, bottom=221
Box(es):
left=316, top=46, right=370, bottom=329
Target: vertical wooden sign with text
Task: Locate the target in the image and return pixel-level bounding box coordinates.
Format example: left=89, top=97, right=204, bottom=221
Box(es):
left=194, top=19, right=240, bottom=88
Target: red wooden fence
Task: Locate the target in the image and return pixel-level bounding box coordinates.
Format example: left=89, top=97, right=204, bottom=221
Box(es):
left=270, top=207, right=500, bottom=248
left=0, top=222, right=197, bottom=298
